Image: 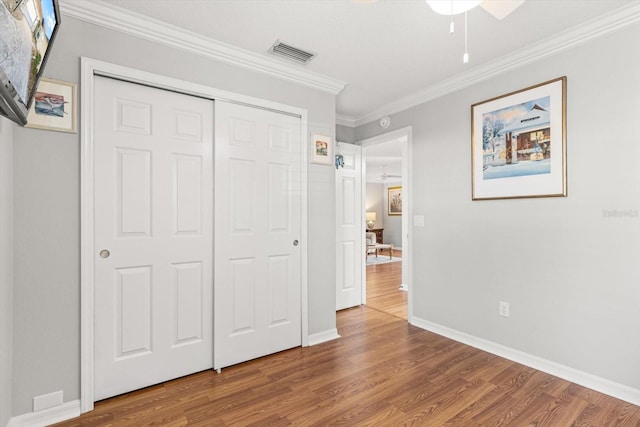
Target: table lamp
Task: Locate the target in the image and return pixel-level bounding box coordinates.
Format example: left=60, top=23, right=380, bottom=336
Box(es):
left=366, top=212, right=376, bottom=229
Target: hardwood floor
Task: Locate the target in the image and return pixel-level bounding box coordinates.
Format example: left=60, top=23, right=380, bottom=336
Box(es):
left=366, top=249, right=406, bottom=320
left=54, top=301, right=640, bottom=426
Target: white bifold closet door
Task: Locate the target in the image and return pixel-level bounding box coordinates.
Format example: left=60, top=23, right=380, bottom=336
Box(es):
left=93, top=76, right=214, bottom=400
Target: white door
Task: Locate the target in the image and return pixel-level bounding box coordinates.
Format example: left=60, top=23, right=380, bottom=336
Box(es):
left=214, top=101, right=302, bottom=369
left=93, top=77, right=213, bottom=400
left=336, top=143, right=363, bottom=310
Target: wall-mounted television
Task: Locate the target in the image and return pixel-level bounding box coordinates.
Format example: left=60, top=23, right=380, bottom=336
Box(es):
left=0, top=0, right=60, bottom=126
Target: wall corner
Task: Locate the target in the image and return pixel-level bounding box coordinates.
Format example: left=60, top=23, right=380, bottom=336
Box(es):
left=0, top=117, right=15, bottom=427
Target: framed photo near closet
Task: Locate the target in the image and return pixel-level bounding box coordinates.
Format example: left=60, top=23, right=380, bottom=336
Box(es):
left=311, top=134, right=333, bottom=165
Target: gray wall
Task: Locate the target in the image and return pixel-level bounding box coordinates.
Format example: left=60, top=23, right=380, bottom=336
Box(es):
left=11, top=16, right=337, bottom=416
left=365, top=183, right=384, bottom=231
left=0, top=118, right=13, bottom=427
left=356, top=23, right=640, bottom=391
left=336, top=124, right=355, bottom=144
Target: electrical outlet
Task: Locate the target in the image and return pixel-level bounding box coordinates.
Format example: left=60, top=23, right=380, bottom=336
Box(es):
left=499, top=301, right=510, bottom=317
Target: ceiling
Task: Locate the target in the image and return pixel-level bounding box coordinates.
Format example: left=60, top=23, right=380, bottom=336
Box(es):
left=362, top=139, right=403, bottom=184
left=101, top=0, right=632, bottom=125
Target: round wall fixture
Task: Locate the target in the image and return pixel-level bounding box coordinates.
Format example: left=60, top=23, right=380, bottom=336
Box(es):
left=379, top=116, right=391, bottom=129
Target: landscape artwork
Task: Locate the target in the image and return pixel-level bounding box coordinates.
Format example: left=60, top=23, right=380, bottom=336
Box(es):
left=471, top=77, right=566, bottom=200
left=34, top=90, right=65, bottom=117
left=482, top=96, right=551, bottom=180
left=26, top=77, right=77, bottom=133
left=315, top=139, right=328, bottom=156
left=311, top=134, right=332, bottom=165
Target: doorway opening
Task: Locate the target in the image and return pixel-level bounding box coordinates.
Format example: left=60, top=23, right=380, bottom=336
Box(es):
left=360, top=127, right=412, bottom=321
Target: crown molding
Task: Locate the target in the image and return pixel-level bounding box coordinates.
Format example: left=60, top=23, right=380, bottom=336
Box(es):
left=353, top=1, right=640, bottom=127
left=336, top=114, right=356, bottom=127
left=59, top=0, right=346, bottom=95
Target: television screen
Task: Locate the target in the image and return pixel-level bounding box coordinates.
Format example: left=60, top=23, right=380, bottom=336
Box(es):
left=0, top=0, right=60, bottom=126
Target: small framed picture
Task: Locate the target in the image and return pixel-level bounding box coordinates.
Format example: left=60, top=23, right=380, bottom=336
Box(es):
left=26, top=77, right=77, bottom=133
left=311, top=134, right=333, bottom=165
left=388, top=186, right=402, bottom=216
left=471, top=77, right=566, bottom=200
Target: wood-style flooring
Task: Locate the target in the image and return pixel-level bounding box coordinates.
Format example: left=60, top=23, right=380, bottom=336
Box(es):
left=55, top=252, right=640, bottom=426
left=366, top=249, right=406, bottom=320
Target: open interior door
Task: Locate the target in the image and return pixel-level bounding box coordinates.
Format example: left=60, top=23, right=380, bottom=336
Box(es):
left=336, top=142, right=363, bottom=310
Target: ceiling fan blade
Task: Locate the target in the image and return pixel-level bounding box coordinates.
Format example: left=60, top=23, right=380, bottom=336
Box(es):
left=480, top=0, right=525, bottom=20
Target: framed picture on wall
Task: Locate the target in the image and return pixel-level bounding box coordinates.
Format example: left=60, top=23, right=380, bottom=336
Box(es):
left=471, top=76, right=566, bottom=200
left=311, top=134, right=333, bottom=165
left=25, top=78, right=77, bottom=133
left=388, top=186, right=402, bottom=215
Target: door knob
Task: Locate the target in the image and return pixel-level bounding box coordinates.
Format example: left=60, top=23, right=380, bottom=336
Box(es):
left=99, top=249, right=110, bottom=258
left=293, top=240, right=299, bottom=246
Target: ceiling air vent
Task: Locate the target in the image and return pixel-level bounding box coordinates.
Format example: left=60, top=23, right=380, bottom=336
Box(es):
left=269, top=40, right=315, bottom=65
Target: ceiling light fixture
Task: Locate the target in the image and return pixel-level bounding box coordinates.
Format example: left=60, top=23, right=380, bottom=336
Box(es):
left=427, top=1, right=526, bottom=63
left=463, top=11, right=469, bottom=63
left=426, top=1, right=480, bottom=63
left=449, top=2, right=454, bottom=34
left=426, top=0, right=481, bottom=16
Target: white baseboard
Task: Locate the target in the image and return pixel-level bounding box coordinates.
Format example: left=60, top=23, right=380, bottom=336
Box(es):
left=410, top=316, right=640, bottom=406
left=7, top=400, right=80, bottom=427
left=308, top=328, right=340, bottom=346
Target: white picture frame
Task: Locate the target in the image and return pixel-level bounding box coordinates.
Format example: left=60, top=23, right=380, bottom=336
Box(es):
left=26, top=77, right=78, bottom=133
left=311, top=134, right=333, bottom=165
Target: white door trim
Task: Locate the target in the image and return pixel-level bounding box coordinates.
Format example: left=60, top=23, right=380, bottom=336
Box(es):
left=80, top=57, right=309, bottom=413
left=358, top=126, right=413, bottom=321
